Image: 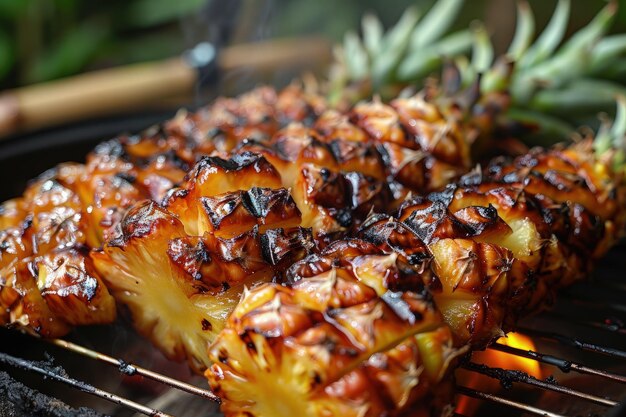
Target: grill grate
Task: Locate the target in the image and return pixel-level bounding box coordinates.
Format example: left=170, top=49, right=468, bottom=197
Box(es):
left=1, top=319, right=623, bottom=416
left=0, top=349, right=174, bottom=417
left=1, top=247, right=625, bottom=416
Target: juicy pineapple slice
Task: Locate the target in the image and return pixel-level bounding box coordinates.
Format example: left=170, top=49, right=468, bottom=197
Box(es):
left=91, top=200, right=256, bottom=369
left=7, top=260, right=72, bottom=337
left=207, top=242, right=463, bottom=417
left=358, top=192, right=515, bottom=347
left=0, top=166, right=117, bottom=334
left=429, top=238, right=511, bottom=344
left=93, top=197, right=314, bottom=371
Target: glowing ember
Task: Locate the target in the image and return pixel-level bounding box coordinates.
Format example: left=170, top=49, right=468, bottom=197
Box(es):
left=455, top=332, right=543, bottom=415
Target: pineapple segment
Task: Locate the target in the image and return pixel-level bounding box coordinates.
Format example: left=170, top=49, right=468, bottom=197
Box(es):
left=430, top=238, right=511, bottom=345
left=36, top=249, right=116, bottom=326
left=476, top=218, right=542, bottom=268
left=198, top=187, right=301, bottom=238
left=359, top=192, right=517, bottom=347
left=92, top=201, right=254, bottom=369
left=7, top=260, right=72, bottom=337
left=76, top=157, right=145, bottom=246
left=207, top=247, right=461, bottom=417
left=93, top=200, right=313, bottom=371
left=391, top=96, right=471, bottom=167
left=165, top=152, right=284, bottom=236
left=0, top=165, right=118, bottom=334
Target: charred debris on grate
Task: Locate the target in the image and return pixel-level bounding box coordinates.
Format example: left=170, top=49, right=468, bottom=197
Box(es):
left=0, top=371, right=106, bottom=417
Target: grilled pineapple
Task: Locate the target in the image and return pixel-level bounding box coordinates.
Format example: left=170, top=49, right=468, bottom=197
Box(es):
left=0, top=166, right=117, bottom=337
left=356, top=133, right=625, bottom=347
left=207, top=240, right=464, bottom=417
left=92, top=166, right=314, bottom=370
left=1, top=9, right=626, bottom=417
left=206, top=100, right=626, bottom=415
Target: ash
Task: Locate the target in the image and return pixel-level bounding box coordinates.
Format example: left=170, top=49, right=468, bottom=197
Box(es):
left=0, top=371, right=105, bottom=417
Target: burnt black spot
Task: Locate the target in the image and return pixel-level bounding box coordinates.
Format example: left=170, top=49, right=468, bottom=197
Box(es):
left=402, top=201, right=448, bottom=244
left=381, top=291, right=424, bottom=324
left=195, top=151, right=265, bottom=173
left=313, top=372, right=322, bottom=385
left=201, top=319, right=213, bottom=331
left=201, top=193, right=242, bottom=228
left=427, top=185, right=455, bottom=205
left=242, top=187, right=271, bottom=218
left=502, top=171, right=520, bottom=184
left=335, top=209, right=353, bottom=228
left=406, top=252, right=430, bottom=265
left=376, top=143, right=391, bottom=167
left=478, top=204, right=498, bottom=221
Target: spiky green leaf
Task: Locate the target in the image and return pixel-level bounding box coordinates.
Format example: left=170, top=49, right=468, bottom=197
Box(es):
left=343, top=31, right=369, bottom=81
left=371, top=7, right=421, bottom=86
left=397, top=30, right=473, bottom=81
left=530, top=79, right=626, bottom=115
left=362, top=13, right=384, bottom=58
left=558, top=1, right=616, bottom=56
left=409, top=0, right=464, bottom=50
left=507, top=1, right=535, bottom=60
left=470, top=22, right=493, bottom=73
left=590, top=34, right=626, bottom=74
left=519, top=0, right=570, bottom=69
left=611, top=95, right=626, bottom=150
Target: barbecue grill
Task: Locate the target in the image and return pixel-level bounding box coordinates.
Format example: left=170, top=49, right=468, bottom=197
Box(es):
left=0, top=120, right=625, bottom=417
left=2, top=0, right=626, bottom=412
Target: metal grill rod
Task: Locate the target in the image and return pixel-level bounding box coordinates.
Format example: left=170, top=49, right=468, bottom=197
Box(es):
left=489, top=342, right=626, bottom=384
left=48, top=339, right=221, bottom=403
left=518, top=327, right=626, bottom=360
left=0, top=350, right=173, bottom=417
left=455, top=385, right=567, bottom=417
left=461, top=362, right=618, bottom=408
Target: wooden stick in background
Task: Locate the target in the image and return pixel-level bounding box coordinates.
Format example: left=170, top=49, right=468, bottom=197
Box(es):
left=0, top=37, right=331, bottom=138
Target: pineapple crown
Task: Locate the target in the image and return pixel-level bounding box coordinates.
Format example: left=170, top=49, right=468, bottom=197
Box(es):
left=328, top=0, right=469, bottom=106
left=329, top=0, right=626, bottom=141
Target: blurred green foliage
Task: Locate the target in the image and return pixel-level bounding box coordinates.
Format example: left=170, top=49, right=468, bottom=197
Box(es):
left=0, top=0, right=623, bottom=89
left=0, top=0, right=205, bottom=88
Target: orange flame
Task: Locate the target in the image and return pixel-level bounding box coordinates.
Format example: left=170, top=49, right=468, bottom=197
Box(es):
left=455, top=332, right=543, bottom=415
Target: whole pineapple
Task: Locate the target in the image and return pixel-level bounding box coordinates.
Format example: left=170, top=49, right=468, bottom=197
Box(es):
left=205, top=101, right=626, bottom=416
